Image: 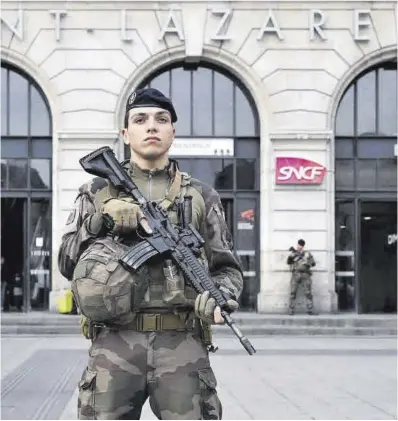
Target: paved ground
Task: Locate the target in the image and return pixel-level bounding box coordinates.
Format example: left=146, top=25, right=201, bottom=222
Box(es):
left=1, top=333, right=397, bottom=420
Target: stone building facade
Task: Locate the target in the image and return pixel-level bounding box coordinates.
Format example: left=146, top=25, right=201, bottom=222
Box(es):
left=1, top=1, right=397, bottom=313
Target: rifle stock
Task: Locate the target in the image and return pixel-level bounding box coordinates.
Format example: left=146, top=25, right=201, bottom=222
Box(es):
left=80, top=146, right=256, bottom=356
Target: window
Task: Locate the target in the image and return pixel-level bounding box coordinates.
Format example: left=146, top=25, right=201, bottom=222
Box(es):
left=1, top=63, right=52, bottom=191
left=335, top=61, right=397, bottom=192
left=138, top=63, right=259, bottom=138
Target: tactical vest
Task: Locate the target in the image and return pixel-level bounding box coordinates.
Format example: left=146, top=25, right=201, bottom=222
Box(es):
left=72, top=164, right=207, bottom=324
left=292, top=251, right=312, bottom=273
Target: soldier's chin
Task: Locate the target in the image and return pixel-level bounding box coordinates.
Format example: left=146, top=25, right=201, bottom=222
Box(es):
left=142, top=150, right=164, bottom=161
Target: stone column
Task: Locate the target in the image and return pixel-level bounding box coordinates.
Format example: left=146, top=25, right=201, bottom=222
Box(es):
left=49, top=130, right=120, bottom=312
left=257, top=131, right=338, bottom=314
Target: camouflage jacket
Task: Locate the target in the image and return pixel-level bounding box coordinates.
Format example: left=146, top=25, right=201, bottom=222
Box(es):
left=287, top=249, right=316, bottom=273
left=58, top=159, right=244, bottom=307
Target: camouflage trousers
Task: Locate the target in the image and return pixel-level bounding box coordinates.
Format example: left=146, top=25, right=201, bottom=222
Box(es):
left=289, top=272, right=313, bottom=311
left=78, top=328, right=222, bottom=420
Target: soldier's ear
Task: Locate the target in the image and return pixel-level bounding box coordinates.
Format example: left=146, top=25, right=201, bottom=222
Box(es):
left=121, top=128, right=129, bottom=145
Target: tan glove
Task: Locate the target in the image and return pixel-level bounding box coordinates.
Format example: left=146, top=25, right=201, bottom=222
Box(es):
left=195, top=290, right=239, bottom=325
left=102, top=198, right=152, bottom=235
left=80, top=315, right=91, bottom=339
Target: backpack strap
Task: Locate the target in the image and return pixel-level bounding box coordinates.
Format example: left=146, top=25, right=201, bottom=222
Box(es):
left=178, top=172, right=192, bottom=204
left=158, top=168, right=183, bottom=211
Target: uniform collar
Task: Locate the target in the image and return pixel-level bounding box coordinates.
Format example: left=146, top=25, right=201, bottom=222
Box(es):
left=127, top=159, right=179, bottom=179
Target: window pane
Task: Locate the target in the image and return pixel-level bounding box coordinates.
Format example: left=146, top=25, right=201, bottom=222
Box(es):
left=7, top=159, right=28, bottom=188
left=357, top=70, right=376, bottom=136
left=335, top=160, right=354, bottom=190
left=32, top=139, right=52, bottom=158
left=214, top=160, right=234, bottom=190
left=335, top=85, right=354, bottom=136
left=357, top=160, right=377, bottom=189
left=2, top=67, right=8, bottom=136
left=192, top=68, right=212, bottom=136
left=1, top=139, right=29, bottom=158
left=149, top=71, right=170, bottom=97
left=378, top=68, right=397, bottom=136
left=335, top=201, right=355, bottom=251
left=30, top=159, right=51, bottom=189
left=237, top=159, right=256, bottom=190
left=30, top=85, right=51, bottom=136
left=171, top=68, right=191, bottom=136
left=377, top=159, right=397, bottom=190
left=358, top=139, right=396, bottom=159
left=214, top=72, right=233, bottom=136
left=178, top=158, right=233, bottom=189
left=335, top=139, right=354, bottom=158
left=236, top=139, right=259, bottom=159
left=235, top=87, right=256, bottom=136
left=1, top=159, right=7, bottom=189
left=9, top=70, right=28, bottom=136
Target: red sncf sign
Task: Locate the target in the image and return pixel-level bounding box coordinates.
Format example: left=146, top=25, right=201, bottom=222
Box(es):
left=275, top=157, right=326, bottom=185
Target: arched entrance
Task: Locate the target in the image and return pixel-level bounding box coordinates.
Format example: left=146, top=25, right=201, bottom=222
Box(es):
left=125, top=62, right=261, bottom=311
left=1, top=62, right=53, bottom=311
left=334, top=60, right=397, bottom=313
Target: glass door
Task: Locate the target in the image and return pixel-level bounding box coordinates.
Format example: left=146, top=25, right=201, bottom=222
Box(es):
left=1, top=198, right=27, bottom=312
left=29, top=198, right=51, bottom=310
left=235, top=197, right=258, bottom=311
left=335, top=200, right=356, bottom=311
left=359, top=201, right=397, bottom=313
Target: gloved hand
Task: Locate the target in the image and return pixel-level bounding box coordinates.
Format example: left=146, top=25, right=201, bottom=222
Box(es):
left=80, top=315, right=91, bottom=339
left=101, top=198, right=152, bottom=235
left=194, top=290, right=239, bottom=325
left=86, top=212, right=115, bottom=237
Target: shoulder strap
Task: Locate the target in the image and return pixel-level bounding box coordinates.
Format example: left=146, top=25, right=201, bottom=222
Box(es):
left=158, top=169, right=182, bottom=210
left=178, top=172, right=192, bottom=204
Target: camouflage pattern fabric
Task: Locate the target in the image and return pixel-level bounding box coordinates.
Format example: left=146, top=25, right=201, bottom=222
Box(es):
left=58, top=158, right=242, bottom=420
left=287, top=250, right=315, bottom=312
left=58, top=160, right=243, bottom=308
left=71, top=237, right=150, bottom=325
left=78, top=329, right=221, bottom=420
left=289, top=272, right=314, bottom=312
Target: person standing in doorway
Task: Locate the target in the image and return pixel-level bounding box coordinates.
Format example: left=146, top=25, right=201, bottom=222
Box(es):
left=287, top=239, right=316, bottom=315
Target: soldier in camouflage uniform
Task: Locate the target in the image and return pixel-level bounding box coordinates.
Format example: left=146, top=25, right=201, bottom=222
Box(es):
left=287, top=239, right=316, bottom=315
left=58, top=88, right=243, bottom=420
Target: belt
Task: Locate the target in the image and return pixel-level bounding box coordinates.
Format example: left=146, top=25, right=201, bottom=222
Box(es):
left=129, top=312, right=195, bottom=332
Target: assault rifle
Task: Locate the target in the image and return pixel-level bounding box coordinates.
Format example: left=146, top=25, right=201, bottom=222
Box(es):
left=79, top=146, right=256, bottom=356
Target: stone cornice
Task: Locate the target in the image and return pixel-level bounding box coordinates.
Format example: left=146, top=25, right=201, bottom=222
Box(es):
left=58, top=130, right=119, bottom=141
left=270, top=131, right=333, bottom=142
left=3, top=0, right=396, bottom=3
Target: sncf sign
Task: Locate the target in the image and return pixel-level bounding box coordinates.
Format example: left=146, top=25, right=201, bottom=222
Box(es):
left=275, top=157, right=326, bottom=185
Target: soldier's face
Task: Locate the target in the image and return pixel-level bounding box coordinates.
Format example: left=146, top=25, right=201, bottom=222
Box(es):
left=297, top=244, right=304, bottom=251
left=122, top=107, right=175, bottom=161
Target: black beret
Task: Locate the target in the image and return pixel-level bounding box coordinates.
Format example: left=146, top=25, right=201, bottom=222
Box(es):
left=298, top=239, right=305, bottom=246
left=125, top=88, right=177, bottom=123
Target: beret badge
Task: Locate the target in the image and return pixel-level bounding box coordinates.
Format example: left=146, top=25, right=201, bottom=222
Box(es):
left=128, top=91, right=137, bottom=105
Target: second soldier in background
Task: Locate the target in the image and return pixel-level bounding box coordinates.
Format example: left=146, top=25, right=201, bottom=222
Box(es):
left=287, top=239, right=316, bottom=315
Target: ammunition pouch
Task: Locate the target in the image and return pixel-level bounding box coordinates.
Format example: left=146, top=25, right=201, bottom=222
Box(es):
left=294, top=261, right=311, bottom=273
left=71, top=237, right=149, bottom=325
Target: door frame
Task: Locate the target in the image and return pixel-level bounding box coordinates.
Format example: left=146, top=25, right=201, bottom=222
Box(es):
left=335, top=198, right=358, bottom=312
left=336, top=195, right=397, bottom=313
left=220, top=192, right=260, bottom=311
left=357, top=197, right=397, bottom=313
left=1, top=193, right=52, bottom=312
